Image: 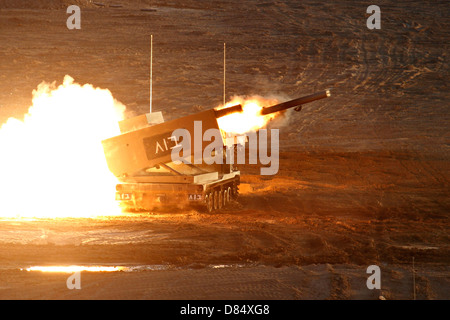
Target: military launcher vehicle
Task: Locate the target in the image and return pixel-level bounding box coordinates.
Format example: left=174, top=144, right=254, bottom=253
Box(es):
left=101, top=90, right=330, bottom=212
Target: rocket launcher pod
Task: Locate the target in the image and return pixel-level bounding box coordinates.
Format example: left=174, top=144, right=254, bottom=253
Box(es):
left=259, top=89, right=330, bottom=115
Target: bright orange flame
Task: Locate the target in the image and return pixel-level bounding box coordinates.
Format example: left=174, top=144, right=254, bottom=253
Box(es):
left=25, top=265, right=126, bottom=273
left=216, top=95, right=279, bottom=134
left=0, top=75, right=125, bottom=218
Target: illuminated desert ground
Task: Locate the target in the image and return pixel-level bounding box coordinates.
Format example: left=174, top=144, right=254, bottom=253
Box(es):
left=0, top=0, right=448, bottom=299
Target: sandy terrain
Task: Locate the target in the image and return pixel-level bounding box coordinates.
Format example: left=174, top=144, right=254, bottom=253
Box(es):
left=0, top=0, right=448, bottom=300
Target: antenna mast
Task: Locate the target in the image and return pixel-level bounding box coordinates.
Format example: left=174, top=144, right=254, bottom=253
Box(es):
left=223, top=42, right=226, bottom=106
left=150, top=34, right=153, bottom=113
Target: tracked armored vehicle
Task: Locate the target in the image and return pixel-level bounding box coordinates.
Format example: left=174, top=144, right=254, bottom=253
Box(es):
left=101, top=90, right=330, bottom=212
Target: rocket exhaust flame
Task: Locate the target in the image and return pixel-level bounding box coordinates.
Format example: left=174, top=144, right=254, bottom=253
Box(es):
left=0, top=75, right=126, bottom=218
left=24, top=265, right=126, bottom=273
left=216, top=96, right=280, bottom=135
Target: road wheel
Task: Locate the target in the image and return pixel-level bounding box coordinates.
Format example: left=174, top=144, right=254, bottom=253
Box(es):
left=205, top=192, right=213, bottom=213
left=223, top=189, right=228, bottom=208
left=218, top=189, right=223, bottom=210
left=213, top=190, right=219, bottom=211
left=232, top=184, right=239, bottom=199
left=226, top=187, right=231, bottom=204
